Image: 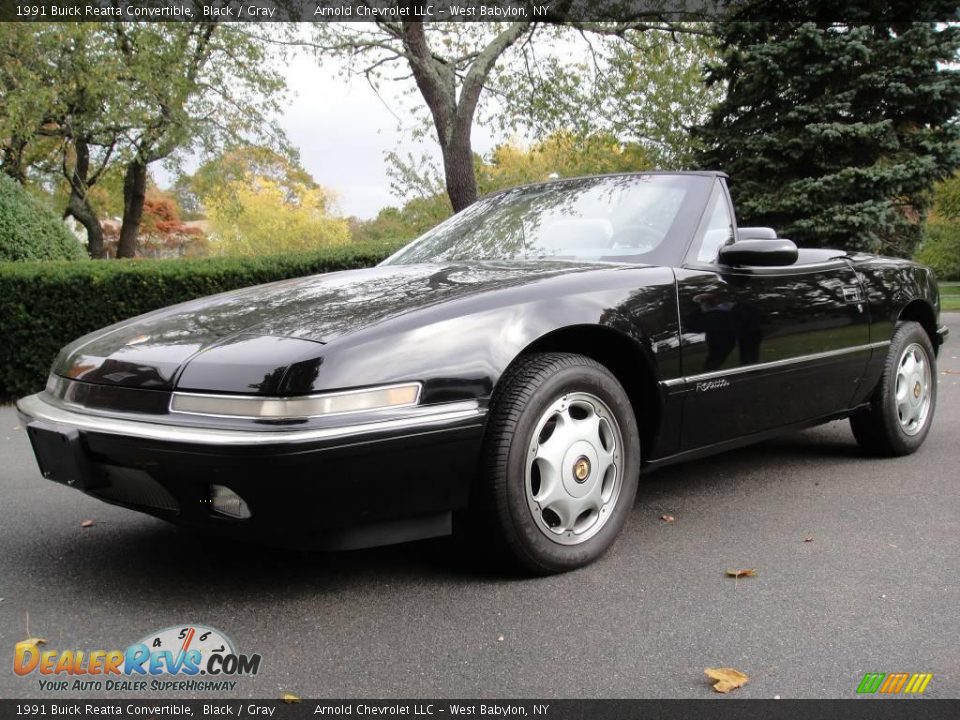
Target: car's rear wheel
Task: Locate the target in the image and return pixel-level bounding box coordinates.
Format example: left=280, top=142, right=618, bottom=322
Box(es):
left=481, top=353, right=640, bottom=574
left=850, top=321, right=937, bottom=456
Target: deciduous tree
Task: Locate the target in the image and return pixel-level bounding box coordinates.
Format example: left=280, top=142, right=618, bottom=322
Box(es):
left=173, top=145, right=317, bottom=219
left=915, top=172, right=960, bottom=280
left=497, top=26, right=719, bottom=168
left=103, top=190, right=208, bottom=258
left=0, top=24, right=132, bottom=258
left=110, top=23, right=287, bottom=257
left=0, top=23, right=287, bottom=259
left=307, top=19, right=708, bottom=212
left=205, top=171, right=349, bottom=256
left=476, top=131, right=654, bottom=192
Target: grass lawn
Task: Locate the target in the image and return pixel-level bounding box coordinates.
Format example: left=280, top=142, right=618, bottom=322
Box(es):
left=942, top=282, right=960, bottom=312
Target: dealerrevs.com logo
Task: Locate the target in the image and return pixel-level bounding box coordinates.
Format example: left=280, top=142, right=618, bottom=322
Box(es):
left=14, top=624, right=261, bottom=692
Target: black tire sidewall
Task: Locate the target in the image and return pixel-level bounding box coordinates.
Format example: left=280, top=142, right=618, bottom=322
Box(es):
left=496, top=358, right=640, bottom=572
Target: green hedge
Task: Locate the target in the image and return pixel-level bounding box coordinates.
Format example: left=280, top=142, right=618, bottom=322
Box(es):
left=0, top=243, right=401, bottom=399
left=0, top=175, right=84, bottom=261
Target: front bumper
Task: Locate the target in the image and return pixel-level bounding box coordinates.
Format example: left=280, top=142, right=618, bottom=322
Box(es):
left=16, top=393, right=487, bottom=550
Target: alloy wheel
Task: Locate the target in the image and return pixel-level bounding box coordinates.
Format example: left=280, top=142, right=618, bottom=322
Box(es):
left=524, top=392, right=624, bottom=545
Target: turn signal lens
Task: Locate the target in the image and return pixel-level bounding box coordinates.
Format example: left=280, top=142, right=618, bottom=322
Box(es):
left=171, top=383, right=422, bottom=419
left=209, top=485, right=251, bottom=519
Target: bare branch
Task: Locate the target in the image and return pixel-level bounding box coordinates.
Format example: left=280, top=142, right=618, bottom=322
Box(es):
left=457, top=22, right=533, bottom=129
left=88, top=139, right=116, bottom=186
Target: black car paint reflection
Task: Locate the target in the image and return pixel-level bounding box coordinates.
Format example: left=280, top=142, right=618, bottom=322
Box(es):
left=686, top=292, right=763, bottom=370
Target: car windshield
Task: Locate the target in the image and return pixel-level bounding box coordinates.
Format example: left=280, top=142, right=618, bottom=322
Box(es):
left=383, top=174, right=692, bottom=265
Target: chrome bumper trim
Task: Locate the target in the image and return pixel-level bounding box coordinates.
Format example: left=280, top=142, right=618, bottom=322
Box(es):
left=661, top=340, right=891, bottom=388
left=16, top=393, right=485, bottom=447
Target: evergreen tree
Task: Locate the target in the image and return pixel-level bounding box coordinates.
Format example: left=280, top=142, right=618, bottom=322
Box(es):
left=696, top=17, right=960, bottom=256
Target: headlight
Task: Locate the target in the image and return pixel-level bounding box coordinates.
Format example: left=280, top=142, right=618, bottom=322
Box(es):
left=170, top=383, right=421, bottom=419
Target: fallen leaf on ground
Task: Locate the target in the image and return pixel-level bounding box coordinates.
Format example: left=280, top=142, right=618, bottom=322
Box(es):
left=725, top=569, right=757, bottom=578
left=19, top=638, right=47, bottom=647
left=803, top=536, right=813, bottom=543
left=281, top=692, right=301, bottom=704
left=80, top=520, right=95, bottom=528
left=705, top=667, right=749, bottom=693
left=660, top=514, right=675, bottom=523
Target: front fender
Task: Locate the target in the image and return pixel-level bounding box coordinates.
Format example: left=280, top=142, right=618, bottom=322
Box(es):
left=311, top=267, right=679, bottom=405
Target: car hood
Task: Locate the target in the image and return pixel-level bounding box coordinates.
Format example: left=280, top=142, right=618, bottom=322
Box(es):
left=53, top=261, right=608, bottom=392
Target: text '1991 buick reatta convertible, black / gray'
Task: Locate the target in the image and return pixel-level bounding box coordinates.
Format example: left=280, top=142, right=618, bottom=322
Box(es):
left=18, top=172, right=949, bottom=573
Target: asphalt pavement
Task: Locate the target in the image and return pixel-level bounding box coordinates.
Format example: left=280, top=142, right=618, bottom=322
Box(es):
left=1, top=314, right=958, bottom=700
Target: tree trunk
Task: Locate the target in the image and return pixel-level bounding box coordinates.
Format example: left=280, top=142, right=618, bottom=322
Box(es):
left=399, top=21, right=529, bottom=213
left=1, top=138, right=27, bottom=184
left=440, top=126, right=477, bottom=213
left=61, top=138, right=105, bottom=258
left=65, top=193, right=105, bottom=259
left=118, top=158, right=147, bottom=258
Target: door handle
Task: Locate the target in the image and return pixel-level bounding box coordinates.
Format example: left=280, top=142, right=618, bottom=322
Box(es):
left=843, top=286, right=864, bottom=313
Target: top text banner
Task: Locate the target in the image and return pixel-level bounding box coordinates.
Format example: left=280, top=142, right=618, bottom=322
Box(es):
left=1, top=0, right=957, bottom=22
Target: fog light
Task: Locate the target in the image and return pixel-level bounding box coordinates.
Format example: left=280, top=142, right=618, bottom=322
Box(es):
left=209, top=484, right=251, bottom=519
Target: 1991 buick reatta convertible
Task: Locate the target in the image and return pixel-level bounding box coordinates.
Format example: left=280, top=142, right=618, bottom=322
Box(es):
left=18, top=172, right=949, bottom=573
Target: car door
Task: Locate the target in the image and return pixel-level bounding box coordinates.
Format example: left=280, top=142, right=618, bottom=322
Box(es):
left=673, top=180, right=872, bottom=451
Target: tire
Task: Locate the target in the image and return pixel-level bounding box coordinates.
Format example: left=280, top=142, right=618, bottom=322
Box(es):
left=850, top=321, right=937, bottom=456
left=481, top=352, right=641, bottom=574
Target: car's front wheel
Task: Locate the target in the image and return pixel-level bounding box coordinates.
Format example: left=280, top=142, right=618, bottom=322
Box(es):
left=850, top=320, right=937, bottom=456
left=482, top=353, right=640, bottom=574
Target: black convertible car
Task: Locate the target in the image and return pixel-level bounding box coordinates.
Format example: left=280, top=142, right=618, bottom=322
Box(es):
left=18, top=172, right=948, bottom=573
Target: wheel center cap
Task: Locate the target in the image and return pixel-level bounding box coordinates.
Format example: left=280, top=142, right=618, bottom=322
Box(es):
left=914, top=381, right=922, bottom=400
left=561, top=442, right=599, bottom=498
left=573, top=456, right=591, bottom=483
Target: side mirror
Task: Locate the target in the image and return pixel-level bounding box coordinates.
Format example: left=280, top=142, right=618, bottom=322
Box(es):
left=737, top=227, right=777, bottom=240
left=719, top=238, right=798, bottom=267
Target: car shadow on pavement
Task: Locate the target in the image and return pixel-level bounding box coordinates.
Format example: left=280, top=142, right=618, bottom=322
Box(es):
left=6, top=423, right=871, bottom=596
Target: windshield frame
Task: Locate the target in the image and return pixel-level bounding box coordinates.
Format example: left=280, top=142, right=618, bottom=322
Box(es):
left=381, top=172, right=717, bottom=268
